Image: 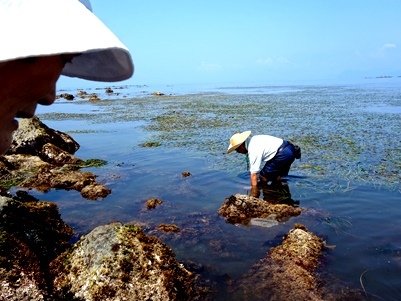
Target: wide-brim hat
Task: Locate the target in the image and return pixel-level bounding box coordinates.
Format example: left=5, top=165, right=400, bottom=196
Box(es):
left=0, top=0, right=134, bottom=82
left=227, top=131, right=251, bottom=154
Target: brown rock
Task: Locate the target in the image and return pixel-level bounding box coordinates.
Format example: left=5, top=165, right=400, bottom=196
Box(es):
left=158, top=223, right=180, bottom=232
left=218, top=194, right=303, bottom=225
left=146, top=198, right=163, bottom=210
left=231, top=224, right=365, bottom=301
left=6, top=116, right=79, bottom=157
left=50, top=222, right=197, bottom=300
left=40, top=143, right=84, bottom=166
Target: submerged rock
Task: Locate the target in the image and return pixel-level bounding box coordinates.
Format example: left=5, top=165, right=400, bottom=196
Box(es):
left=218, top=194, right=303, bottom=225
left=50, top=222, right=197, bottom=301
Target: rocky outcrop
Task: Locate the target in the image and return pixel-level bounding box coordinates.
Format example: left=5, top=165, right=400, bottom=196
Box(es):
left=230, top=224, right=364, bottom=301
left=218, top=194, right=303, bottom=225
left=50, top=222, right=197, bottom=301
left=0, top=117, right=110, bottom=200
left=0, top=192, right=204, bottom=301
left=0, top=191, right=73, bottom=301
left=7, top=116, right=79, bottom=156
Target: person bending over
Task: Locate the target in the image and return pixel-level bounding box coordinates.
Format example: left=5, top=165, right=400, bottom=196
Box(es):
left=227, top=131, right=300, bottom=196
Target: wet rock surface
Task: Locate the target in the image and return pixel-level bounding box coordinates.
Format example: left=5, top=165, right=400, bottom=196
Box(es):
left=0, top=117, right=110, bottom=200
left=218, top=193, right=303, bottom=225
left=7, top=116, right=79, bottom=156
left=230, top=224, right=365, bottom=301
left=146, top=197, right=164, bottom=210
left=50, top=222, right=199, bottom=301
left=0, top=191, right=73, bottom=301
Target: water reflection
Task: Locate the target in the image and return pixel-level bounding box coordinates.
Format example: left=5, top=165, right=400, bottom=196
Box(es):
left=251, top=180, right=300, bottom=207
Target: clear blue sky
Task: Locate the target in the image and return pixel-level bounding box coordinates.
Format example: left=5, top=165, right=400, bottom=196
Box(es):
left=58, top=0, right=401, bottom=88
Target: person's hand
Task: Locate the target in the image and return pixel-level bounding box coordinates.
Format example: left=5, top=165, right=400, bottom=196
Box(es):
left=249, top=186, right=260, bottom=198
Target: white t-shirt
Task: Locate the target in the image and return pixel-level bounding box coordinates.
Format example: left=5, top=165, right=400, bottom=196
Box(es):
left=246, top=135, right=283, bottom=174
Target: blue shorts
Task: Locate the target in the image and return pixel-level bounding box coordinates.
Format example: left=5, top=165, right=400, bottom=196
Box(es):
left=259, top=141, right=296, bottom=180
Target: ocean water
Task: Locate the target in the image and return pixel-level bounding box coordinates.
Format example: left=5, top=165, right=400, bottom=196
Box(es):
left=30, top=79, right=401, bottom=300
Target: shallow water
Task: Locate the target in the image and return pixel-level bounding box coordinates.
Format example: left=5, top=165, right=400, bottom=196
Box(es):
left=29, top=80, right=401, bottom=300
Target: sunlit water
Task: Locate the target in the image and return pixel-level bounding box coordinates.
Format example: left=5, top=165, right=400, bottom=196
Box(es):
left=27, top=79, right=401, bottom=300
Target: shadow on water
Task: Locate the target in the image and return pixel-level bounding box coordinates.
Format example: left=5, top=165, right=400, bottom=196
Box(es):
left=30, top=82, right=401, bottom=300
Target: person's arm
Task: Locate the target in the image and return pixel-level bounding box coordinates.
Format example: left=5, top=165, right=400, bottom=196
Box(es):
left=250, top=173, right=258, bottom=186
left=249, top=173, right=260, bottom=197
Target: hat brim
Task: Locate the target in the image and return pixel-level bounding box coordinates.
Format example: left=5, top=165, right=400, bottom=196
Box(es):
left=227, top=131, right=251, bottom=154
left=0, top=0, right=134, bottom=82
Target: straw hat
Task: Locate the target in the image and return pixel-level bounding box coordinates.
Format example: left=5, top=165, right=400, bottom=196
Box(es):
left=0, top=0, right=134, bottom=82
left=227, top=131, right=251, bottom=153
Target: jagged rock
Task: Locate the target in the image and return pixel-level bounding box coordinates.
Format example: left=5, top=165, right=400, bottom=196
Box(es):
left=6, top=116, right=79, bottom=156
left=218, top=194, right=303, bottom=225
left=0, top=192, right=73, bottom=300
left=50, top=222, right=197, bottom=301
left=40, top=143, right=84, bottom=166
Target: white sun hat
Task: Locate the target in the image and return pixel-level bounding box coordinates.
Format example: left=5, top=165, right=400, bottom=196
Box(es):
left=0, top=0, right=134, bottom=82
left=227, top=131, right=251, bottom=153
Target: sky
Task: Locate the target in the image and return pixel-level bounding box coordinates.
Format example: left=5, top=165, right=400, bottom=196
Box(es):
left=57, top=0, right=401, bottom=89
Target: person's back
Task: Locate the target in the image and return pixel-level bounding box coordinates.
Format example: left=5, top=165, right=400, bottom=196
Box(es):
left=247, top=135, right=283, bottom=174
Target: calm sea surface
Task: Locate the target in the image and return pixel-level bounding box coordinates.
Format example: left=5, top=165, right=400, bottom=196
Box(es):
left=29, top=79, right=401, bottom=300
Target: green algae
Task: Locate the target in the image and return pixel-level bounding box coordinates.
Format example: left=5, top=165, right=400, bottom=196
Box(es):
left=39, top=85, right=401, bottom=192
left=80, top=159, right=108, bottom=168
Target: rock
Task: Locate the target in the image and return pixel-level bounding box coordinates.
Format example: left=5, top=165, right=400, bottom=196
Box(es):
left=0, top=117, right=111, bottom=200
left=89, top=93, right=100, bottom=101
left=181, top=171, right=191, bottom=177
left=50, top=222, right=197, bottom=301
left=158, top=224, right=180, bottom=232
left=230, top=224, right=365, bottom=301
left=6, top=116, right=79, bottom=156
left=57, top=93, right=74, bottom=101
left=152, top=91, right=165, bottom=96
left=105, top=87, right=113, bottom=94
left=77, top=90, right=88, bottom=98
left=218, top=194, right=303, bottom=225
left=40, top=143, right=84, bottom=166
left=19, top=167, right=111, bottom=200
left=80, top=184, right=111, bottom=200
left=0, top=191, right=73, bottom=300
left=146, top=198, right=163, bottom=210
